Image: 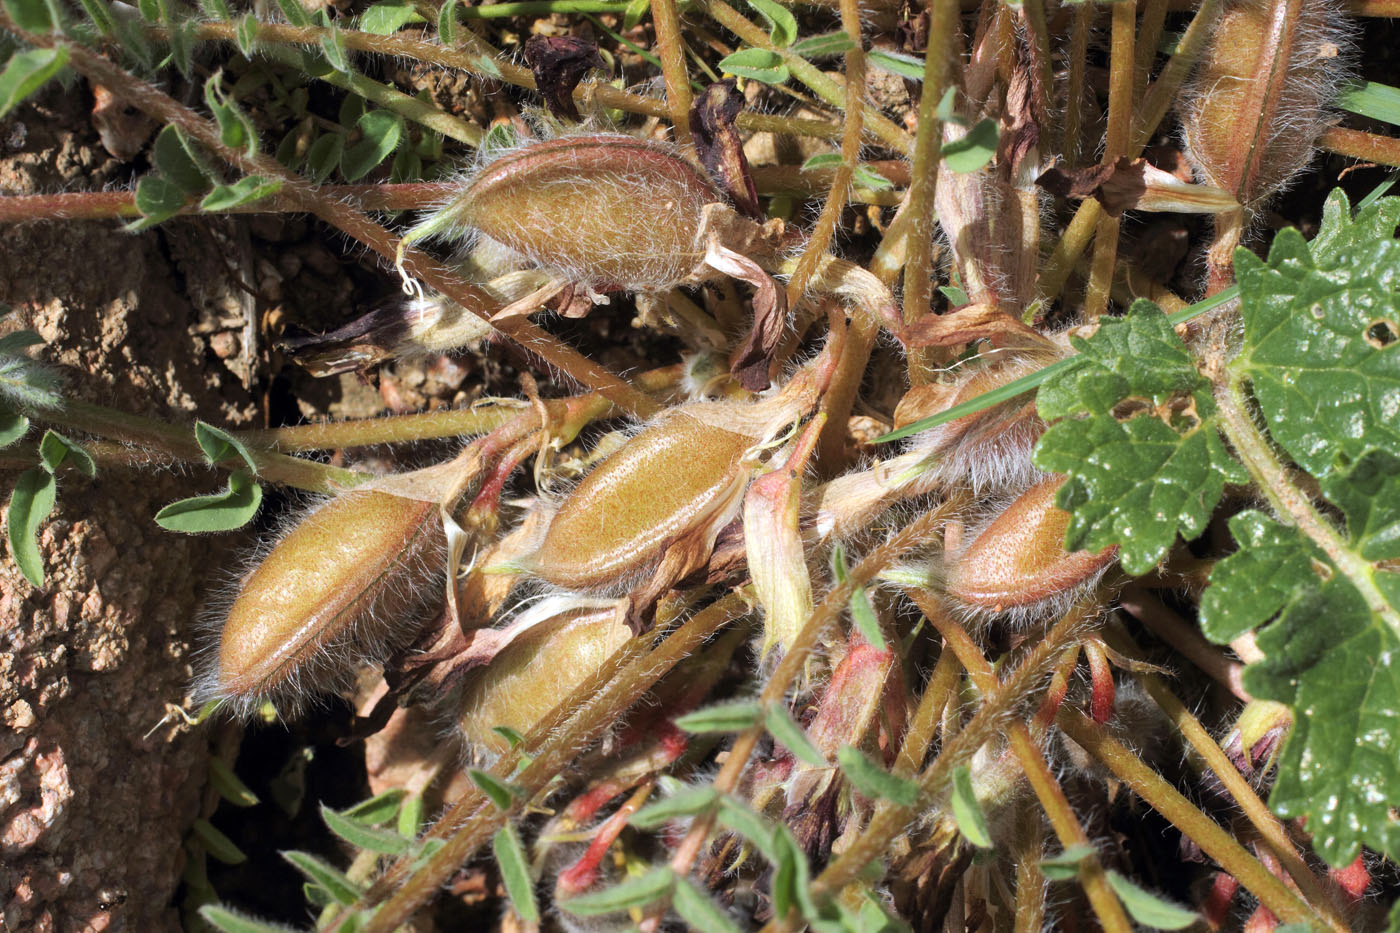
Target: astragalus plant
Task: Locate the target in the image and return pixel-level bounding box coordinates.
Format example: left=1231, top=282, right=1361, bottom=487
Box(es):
left=2, top=0, right=1399, bottom=930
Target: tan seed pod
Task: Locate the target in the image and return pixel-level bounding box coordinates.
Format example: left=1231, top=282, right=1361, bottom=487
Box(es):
left=456, top=607, right=632, bottom=757
left=415, top=134, right=724, bottom=292
left=203, top=490, right=444, bottom=717
left=943, top=476, right=1116, bottom=620
left=521, top=404, right=758, bottom=593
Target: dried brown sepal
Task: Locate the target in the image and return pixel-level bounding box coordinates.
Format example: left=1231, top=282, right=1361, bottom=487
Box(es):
left=205, top=491, right=446, bottom=717
left=708, top=242, right=788, bottom=391
left=901, top=302, right=1044, bottom=349
left=523, top=35, right=607, bottom=122
left=690, top=79, right=762, bottom=220
left=1036, top=157, right=1238, bottom=218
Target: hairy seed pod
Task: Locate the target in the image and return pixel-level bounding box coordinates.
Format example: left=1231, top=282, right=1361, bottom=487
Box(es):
left=944, top=476, right=1116, bottom=617
left=435, top=134, right=723, bottom=290
left=206, top=491, right=444, bottom=716
left=1181, top=0, right=1350, bottom=210
left=523, top=404, right=757, bottom=592
left=456, top=608, right=631, bottom=756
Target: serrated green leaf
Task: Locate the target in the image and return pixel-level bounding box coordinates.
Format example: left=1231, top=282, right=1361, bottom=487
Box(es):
left=674, top=699, right=761, bottom=734
left=557, top=866, right=675, bottom=916
left=949, top=766, right=992, bottom=848
left=154, top=470, right=262, bottom=533
left=0, top=405, right=29, bottom=447
left=198, top=905, right=299, bottom=933
left=38, top=430, right=94, bottom=477
left=673, top=876, right=741, bottom=933
left=341, top=110, right=403, bottom=182
left=1200, top=511, right=1322, bottom=642
left=836, top=745, right=918, bottom=806
left=469, top=768, right=521, bottom=810
left=941, top=118, right=998, bottom=174
left=718, top=48, right=788, bottom=85
left=341, top=788, right=405, bottom=824
left=630, top=786, right=718, bottom=829
left=1038, top=844, right=1096, bottom=881
left=322, top=804, right=412, bottom=855
left=7, top=467, right=55, bottom=586
left=153, top=125, right=212, bottom=195
left=867, top=49, right=923, bottom=82
left=360, top=1, right=417, bottom=34
left=1320, top=451, right=1400, bottom=560
left=200, top=176, right=282, bottom=212
left=492, top=824, right=539, bottom=922
left=745, top=0, right=796, bottom=47
left=281, top=850, right=361, bottom=905
left=791, top=30, right=855, bottom=59
left=3, top=0, right=52, bottom=32
left=0, top=47, right=67, bottom=120
left=1104, top=871, right=1198, bottom=929
left=208, top=757, right=259, bottom=807
left=131, top=175, right=189, bottom=228
left=193, top=818, right=247, bottom=864
left=1230, top=201, right=1400, bottom=476
left=763, top=704, right=826, bottom=767
left=1033, top=304, right=1244, bottom=574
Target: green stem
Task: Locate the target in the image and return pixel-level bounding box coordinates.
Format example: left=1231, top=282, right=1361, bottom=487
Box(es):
left=1056, top=707, right=1319, bottom=928
left=1216, top=375, right=1400, bottom=639
left=457, top=0, right=629, bottom=15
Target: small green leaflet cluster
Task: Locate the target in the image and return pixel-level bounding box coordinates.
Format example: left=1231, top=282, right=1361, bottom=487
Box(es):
left=1034, top=189, right=1400, bottom=869
left=196, top=787, right=436, bottom=933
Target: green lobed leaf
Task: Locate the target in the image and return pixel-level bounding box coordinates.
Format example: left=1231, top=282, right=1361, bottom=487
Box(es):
left=1229, top=192, right=1400, bottom=478
left=718, top=48, right=789, bottom=85
left=0, top=47, right=68, bottom=120
left=200, top=176, right=282, bottom=212
left=153, top=470, right=262, bottom=533
left=672, top=876, right=742, bottom=933
left=1033, top=303, right=1246, bottom=574
left=0, top=405, right=29, bottom=447
left=745, top=0, right=796, bottom=47
left=674, top=699, right=761, bottom=734
left=492, top=824, right=539, bottom=922
left=153, top=125, right=212, bottom=196
left=208, top=757, right=259, bottom=807
left=557, top=866, right=675, bottom=917
left=1321, top=451, right=1400, bottom=561
left=630, top=786, right=719, bottom=829
left=7, top=467, right=55, bottom=586
left=790, top=30, right=855, bottom=59
left=321, top=804, right=412, bottom=855
left=948, top=766, right=992, bottom=848
left=341, top=110, right=403, bottom=182
left=38, top=430, right=95, bottom=477
left=836, top=745, right=918, bottom=806
left=1038, top=844, right=1096, bottom=881
left=763, top=704, right=827, bottom=767
left=280, top=850, right=361, bottom=905
left=469, top=768, right=522, bottom=810
left=198, top=905, right=299, bottom=933
left=940, top=118, right=998, bottom=174
left=1104, top=871, right=1198, bottom=930
left=1199, top=511, right=1323, bottom=643
left=193, top=818, right=247, bottom=865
